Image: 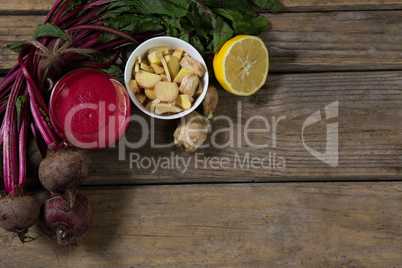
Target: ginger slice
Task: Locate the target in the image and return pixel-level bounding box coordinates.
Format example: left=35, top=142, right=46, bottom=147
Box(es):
left=180, top=55, right=205, bottom=77
left=176, top=94, right=194, bottom=110
left=160, top=57, right=172, bottom=82
left=154, top=103, right=183, bottom=115
left=179, top=74, right=199, bottom=96
left=128, top=79, right=140, bottom=94
left=145, top=99, right=161, bottom=113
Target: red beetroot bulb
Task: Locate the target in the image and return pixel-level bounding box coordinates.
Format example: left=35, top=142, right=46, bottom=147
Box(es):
left=0, top=192, right=40, bottom=242
left=38, top=148, right=88, bottom=194
left=39, top=194, right=92, bottom=247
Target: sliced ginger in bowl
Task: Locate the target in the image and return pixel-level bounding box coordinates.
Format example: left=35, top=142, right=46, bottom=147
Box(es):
left=127, top=46, right=206, bottom=116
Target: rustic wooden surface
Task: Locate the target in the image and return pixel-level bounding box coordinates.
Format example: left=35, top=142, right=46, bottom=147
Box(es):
left=280, top=0, right=402, bottom=11
left=73, top=71, right=400, bottom=185
left=0, top=0, right=401, bottom=267
left=1, top=183, right=401, bottom=267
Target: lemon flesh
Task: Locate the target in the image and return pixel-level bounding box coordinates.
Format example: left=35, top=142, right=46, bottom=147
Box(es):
left=213, top=35, right=269, bottom=96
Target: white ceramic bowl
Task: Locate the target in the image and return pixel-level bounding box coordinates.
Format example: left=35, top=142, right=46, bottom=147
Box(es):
left=124, top=36, right=209, bottom=120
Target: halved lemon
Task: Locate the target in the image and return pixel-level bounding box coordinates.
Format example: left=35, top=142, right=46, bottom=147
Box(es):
left=213, top=35, right=269, bottom=96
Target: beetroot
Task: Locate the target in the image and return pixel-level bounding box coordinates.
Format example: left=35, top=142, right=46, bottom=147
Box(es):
left=38, top=149, right=88, bottom=194
left=38, top=148, right=91, bottom=245
left=39, top=194, right=92, bottom=247
left=0, top=192, right=40, bottom=242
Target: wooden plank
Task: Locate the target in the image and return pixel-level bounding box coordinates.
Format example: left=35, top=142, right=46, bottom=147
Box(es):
left=0, top=0, right=54, bottom=14
left=1, top=10, right=402, bottom=73
left=1, top=0, right=402, bottom=13
left=263, top=10, right=402, bottom=72
left=1, top=182, right=401, bottom=266
left=67, top=71, right=400, bottom=185
left=279, top=0, right=402, bottom=12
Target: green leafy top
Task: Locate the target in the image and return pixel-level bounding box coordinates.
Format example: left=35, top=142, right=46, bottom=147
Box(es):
left=33, top=23, right=68, bottom=40
left=102, top=0, right=282, bottom=57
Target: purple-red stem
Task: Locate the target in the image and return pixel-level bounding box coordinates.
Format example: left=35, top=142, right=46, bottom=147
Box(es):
left=30, top=122, right=48, bottom=158
left=0, top=102, right=8, bottom=114
left=18, top=92, right=30, bottom=193
left=3, top=73, right=24, bottom=194
left=69, top=22, right=103, bottom=47
left=10, top=119, right=18, bottom=194
left=0, top=67, right=19, bottom=94
left=54, top=0, right=117, bottom=26
left=44, top=0, right=66, bottom=24
left=18, top=45, right=48, bottom=113
left=18, top=44, right=61, bottom=150
left=28, top=90, right=54, bottom=147
left=0, top=84, right=12, bottom=103
left=67, top=25, right=140, bottom=45
left=50, top=0, right=75, bottom=25
left=72, top=7, right=104, bottom=26
left=0, top=119, right=4, bottom=147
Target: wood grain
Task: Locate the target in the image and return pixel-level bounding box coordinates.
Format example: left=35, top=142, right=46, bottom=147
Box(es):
left=1, top=182, right=401, bottom=267
left=2, top=75, right=400, bottom=185
left=0, top=15, right=44, bottom=72
left=68, top=71, right=400, bottom=185
left=0, top=0, right=54, bottom=14
left=1, top=0, right=402, bottom=13
left=279, top=0, right=402, bottom=11
left=3, top=72, right=401, bottom=184
left=263, top=11, right=402, bottom=72
left=1, top=10, right=402, bottom=73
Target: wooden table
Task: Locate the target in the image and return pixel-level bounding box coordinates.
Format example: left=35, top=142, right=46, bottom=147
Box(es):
left=1, top=1, right=401, bottom=266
